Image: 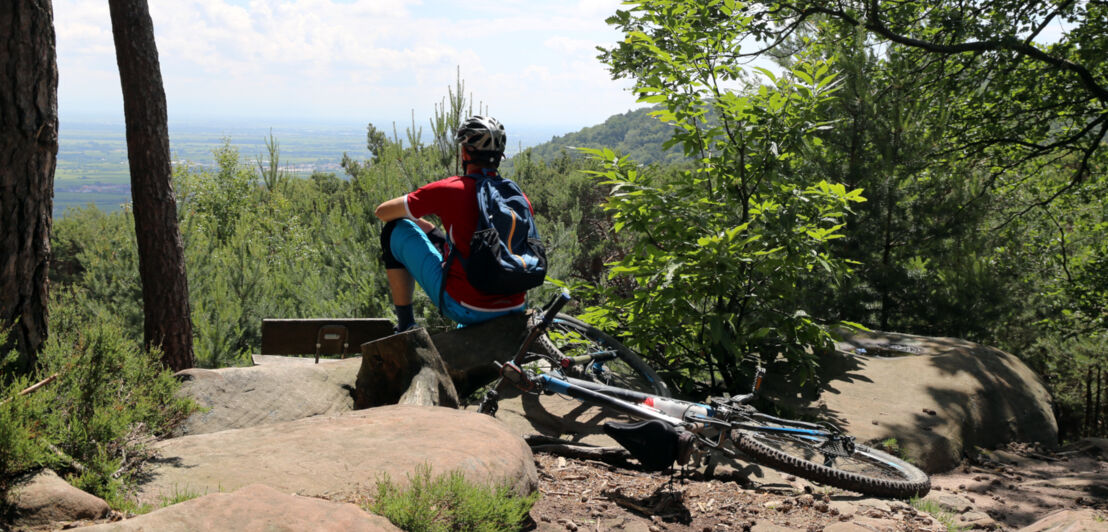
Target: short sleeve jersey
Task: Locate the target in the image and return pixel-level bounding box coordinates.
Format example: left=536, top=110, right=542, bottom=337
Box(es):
left=404, top=173, right=531, bottom=311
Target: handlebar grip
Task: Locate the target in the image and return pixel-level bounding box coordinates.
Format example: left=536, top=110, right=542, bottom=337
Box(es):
left=540, top=290, right=571, bottom=328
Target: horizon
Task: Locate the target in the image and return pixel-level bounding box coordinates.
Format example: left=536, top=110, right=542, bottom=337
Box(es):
left=57, top=112, right=594, bottom=153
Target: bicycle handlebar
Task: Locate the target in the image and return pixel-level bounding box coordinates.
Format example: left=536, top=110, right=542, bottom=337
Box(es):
left=509, top=289, right=571, bottom=365
left=541, top=290, right=571, bottom=328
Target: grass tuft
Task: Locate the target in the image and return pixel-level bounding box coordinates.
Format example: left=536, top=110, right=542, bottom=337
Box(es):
left=368, top=464, right=537, bottom=532
left=910, top=496, right=968, bottom=532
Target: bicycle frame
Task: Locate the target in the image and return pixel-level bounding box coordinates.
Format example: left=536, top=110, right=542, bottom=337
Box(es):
left=499, top=359, right=848, bottom=452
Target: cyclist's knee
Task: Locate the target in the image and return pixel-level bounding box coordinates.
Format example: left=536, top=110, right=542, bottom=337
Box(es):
left=380, top=219, right=417, bottom=269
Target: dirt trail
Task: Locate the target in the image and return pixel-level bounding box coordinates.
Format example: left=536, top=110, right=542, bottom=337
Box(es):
left=528, top=440, right=1108, bottom=531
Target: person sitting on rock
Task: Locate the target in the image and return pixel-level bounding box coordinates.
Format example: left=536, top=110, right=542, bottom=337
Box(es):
left=374, top=115, right=535, bottom=332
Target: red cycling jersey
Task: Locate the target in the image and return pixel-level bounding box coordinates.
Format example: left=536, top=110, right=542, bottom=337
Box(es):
left=404, top=174, right=532, bottom=311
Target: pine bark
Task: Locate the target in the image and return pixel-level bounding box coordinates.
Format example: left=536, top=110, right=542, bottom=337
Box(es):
left=108, top=0, right=194, bottom=371
left=0, top=0, right=58, bottom=369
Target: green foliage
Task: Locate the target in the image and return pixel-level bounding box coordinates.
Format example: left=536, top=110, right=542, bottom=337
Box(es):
left=519, top=107, right=685, bottom=166
left=368, top=464, right=537, bottom=532
left=256, top=129, right=291, bottom=192
left=590, top=0, right=865, bottom=391
left=51, top=206, right=144, bottom=345
left=0, top=291, right=195, bottom=507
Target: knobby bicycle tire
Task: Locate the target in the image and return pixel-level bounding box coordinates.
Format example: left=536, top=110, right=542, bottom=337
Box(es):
left=734, top=429, right=930, bottom=498
left=533, top=313, right=671, bottom=398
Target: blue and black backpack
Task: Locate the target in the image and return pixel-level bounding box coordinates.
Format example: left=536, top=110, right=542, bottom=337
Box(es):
left=442, top=170, right=547, bottom=299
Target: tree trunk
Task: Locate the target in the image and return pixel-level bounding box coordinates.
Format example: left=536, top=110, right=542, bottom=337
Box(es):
left=1085, top=366, right=1094, bottom=436
left=1097, top=366, right=1103, bottom=435
left=108, top=0, right=194, bottom=371
left=0, top=0, right=58, bottom=372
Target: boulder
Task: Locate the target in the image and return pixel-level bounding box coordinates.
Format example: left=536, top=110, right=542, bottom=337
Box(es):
left=4, top=469, right=110, bottom=527
left=431, top=311, right=561, bottom=399
left=1017, top=508, right=1108, bottom=531
left=764, top=330, right=1057, bottom=473
left=172, top=357, right=361, bottom=436
left=72, top=483, right=398, bottom=531
left=355, top=328, right=459, bottom=409
left=135, top=405, right=537, bottom=507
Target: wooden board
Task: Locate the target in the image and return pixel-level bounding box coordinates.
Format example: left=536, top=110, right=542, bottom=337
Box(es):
left=260, top=318, right=394, bottom=356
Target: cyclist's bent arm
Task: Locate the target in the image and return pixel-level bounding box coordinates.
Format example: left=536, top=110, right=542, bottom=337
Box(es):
left=375, top=196, right=435, bottom=232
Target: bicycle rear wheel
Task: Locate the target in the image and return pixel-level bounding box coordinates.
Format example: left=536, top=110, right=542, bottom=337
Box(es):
left=536, top=314, right=671, bottom=398
left=734, top=428, right=930, bottom=498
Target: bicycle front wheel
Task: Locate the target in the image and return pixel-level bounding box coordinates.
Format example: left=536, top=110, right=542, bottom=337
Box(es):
left=734, top=429, right=930, bottom=498
left=540, top=314, right=671, bottom=398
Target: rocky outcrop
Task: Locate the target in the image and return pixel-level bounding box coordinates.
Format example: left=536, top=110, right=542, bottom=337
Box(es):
left=3, top=469, right=110, bottom=528
left=763, top=330, right=1057, bottom=472
left=135, top=405, right=537, bottom=507
left=1018, top=508, right=1108, bottom=531
left=355, top=328, right=459, bottom=409
left=173, top=357, right=362, bottom=436
left=72, top=484, right=398, bottom=531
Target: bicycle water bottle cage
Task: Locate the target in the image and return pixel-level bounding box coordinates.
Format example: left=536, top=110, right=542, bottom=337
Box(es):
left=604, top=420, right=690, bottom=472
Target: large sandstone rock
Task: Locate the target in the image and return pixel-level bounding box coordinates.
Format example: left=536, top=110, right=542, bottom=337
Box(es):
left=355, top=328, right=459, bottom=409
left=73, top=483, right=398, bottom=531
left=173, top=357, right=361, bottom=436
left=4, top=469, right=110, bottom=528
left=764, top=330, right=1057, bottom=473
left=136, top=405, right=537, bottom=507
left=1017, top=508, right=1108, bottom=531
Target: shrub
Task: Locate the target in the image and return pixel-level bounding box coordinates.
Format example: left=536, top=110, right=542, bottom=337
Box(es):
left=368, top=464, right=537, bottom=532
left=0, top=289, right=195, bottom=509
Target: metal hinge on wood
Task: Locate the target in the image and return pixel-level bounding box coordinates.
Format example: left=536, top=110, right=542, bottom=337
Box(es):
left=315, top=324, right=349, bottom=364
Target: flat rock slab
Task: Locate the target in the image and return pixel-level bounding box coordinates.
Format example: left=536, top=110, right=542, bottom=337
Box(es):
left=173, top=357, right=361, bottom=436
left=137, top=405, right=537, bottom=507
left=766, top=330, right=1056, bottom=472
left=1017, top=508, right=1108, bottom=531
left=476, top=386, right=629, bottom=447
left=73, top=483, right=399, bottom=532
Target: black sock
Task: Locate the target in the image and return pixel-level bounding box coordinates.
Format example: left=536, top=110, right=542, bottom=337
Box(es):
left=394, top=304, right=415, bottom=330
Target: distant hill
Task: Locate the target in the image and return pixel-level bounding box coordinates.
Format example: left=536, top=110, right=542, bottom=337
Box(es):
left=519, top=107, right=684, bottom=166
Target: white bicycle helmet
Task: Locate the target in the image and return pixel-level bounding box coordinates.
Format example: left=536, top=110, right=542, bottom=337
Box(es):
left=455, top=115, right=507, bottom=155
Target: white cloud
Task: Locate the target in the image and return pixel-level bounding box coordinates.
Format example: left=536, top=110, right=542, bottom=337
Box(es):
left=53, top=0, right=641, bottom=129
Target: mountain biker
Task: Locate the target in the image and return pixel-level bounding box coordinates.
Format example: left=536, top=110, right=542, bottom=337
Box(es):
left=374, top=115, right=531, bottom=331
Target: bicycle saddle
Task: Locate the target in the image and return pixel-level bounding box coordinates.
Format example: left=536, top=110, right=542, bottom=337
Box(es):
left=603, top=419, right=691, bottom=472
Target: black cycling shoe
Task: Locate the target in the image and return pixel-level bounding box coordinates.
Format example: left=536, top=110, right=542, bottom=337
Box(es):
left=392, top=322, right=420, bottom=334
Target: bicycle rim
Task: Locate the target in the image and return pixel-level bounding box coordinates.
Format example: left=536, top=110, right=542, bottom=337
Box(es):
left=734, top=429, right=930, bottom=498
left=541, top=314, right=671, bottom=398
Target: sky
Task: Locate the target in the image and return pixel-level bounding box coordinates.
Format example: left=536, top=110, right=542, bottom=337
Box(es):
left=55, top=0, right=643, bottom=133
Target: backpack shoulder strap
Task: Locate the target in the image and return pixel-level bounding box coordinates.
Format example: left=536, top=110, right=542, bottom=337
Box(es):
left=437, top=170, right=495, bottom=311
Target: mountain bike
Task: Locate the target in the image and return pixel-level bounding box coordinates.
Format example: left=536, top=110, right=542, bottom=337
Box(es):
left=479, top=291, right=931, bottom=499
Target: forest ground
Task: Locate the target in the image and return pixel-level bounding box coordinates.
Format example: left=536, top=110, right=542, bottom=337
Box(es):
left=526, top=440, right=1108, bottom=531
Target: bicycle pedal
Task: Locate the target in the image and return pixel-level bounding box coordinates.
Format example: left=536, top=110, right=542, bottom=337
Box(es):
left=478, top=390, right=500, bottom=416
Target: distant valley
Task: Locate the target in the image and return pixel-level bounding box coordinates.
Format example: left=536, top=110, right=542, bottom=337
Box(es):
left=52, top=111, right=661, bottom=218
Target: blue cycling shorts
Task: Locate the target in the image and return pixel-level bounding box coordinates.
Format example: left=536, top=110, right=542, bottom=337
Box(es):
left=384, top=218, right=524, bottom=325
